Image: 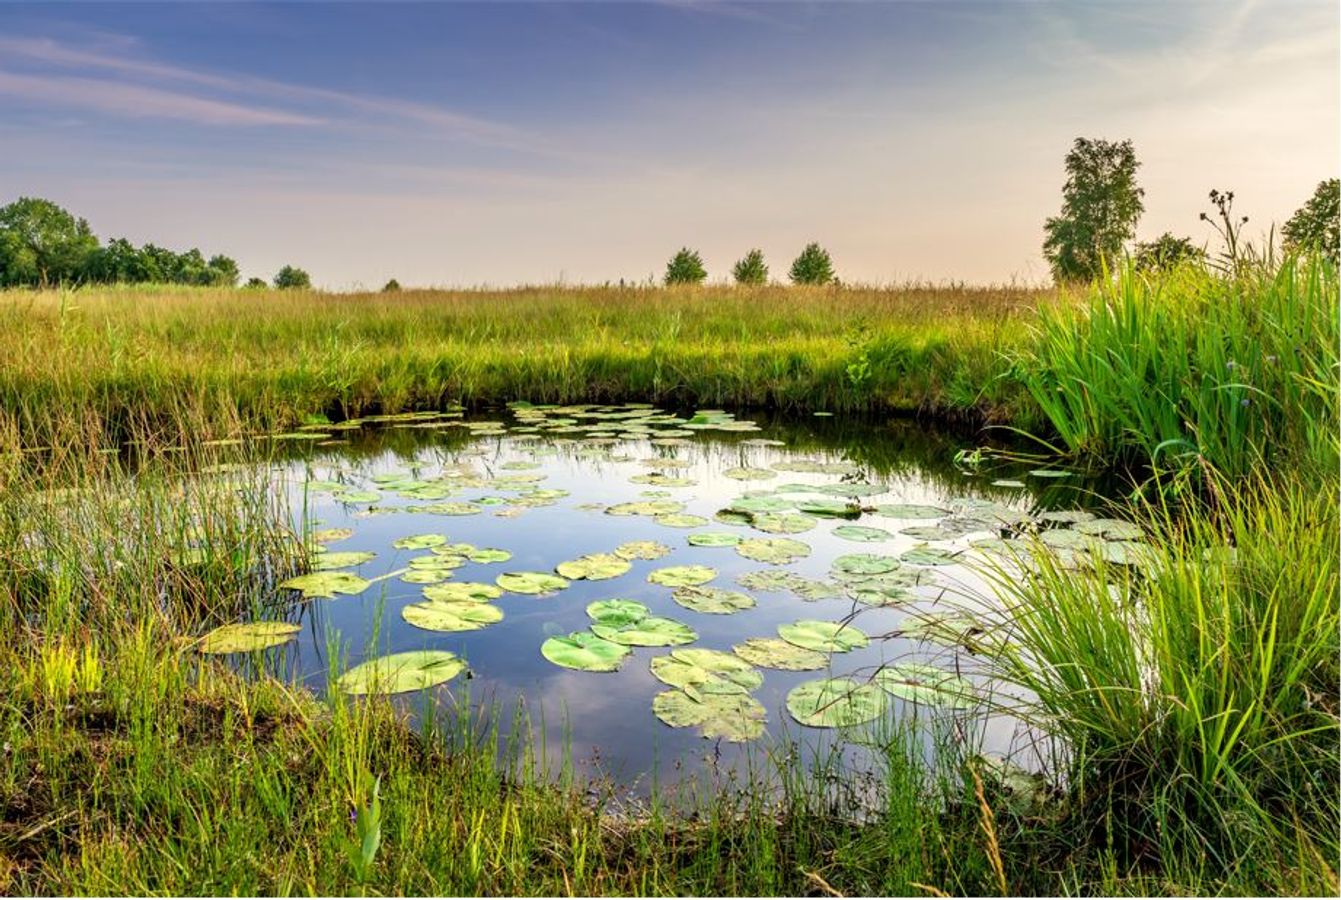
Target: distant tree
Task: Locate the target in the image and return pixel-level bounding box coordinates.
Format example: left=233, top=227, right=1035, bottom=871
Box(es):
left=244, top=277, right=268, bottom=289
left=382, top=278, right=401, bottom=292
left=206, top=254, right=240, bottom=287
left=1134, top=233, right=1204, bottom=273
left=732, top=249, right=768, bottom=285
left=0, top=197, right=99, bottom=287
left=1042, top=138, right=1145, bottom=283
left=664, top=248, right=707, bottom=285
left=273, top=265, right=312, bottom=290
left=1282, top=178, right=1339, bottom=264
left=81, top=237, right=143, bottom=283
left=789, top=242, right=835, bottom=285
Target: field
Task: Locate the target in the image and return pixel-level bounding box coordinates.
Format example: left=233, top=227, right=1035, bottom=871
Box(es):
left=0, top=263, right=1336, bottom=896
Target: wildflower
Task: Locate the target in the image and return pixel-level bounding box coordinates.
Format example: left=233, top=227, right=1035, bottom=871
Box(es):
left=1240, top=398, right=1250, bottom=407
left=1225, top=360, right=1237, bottom=371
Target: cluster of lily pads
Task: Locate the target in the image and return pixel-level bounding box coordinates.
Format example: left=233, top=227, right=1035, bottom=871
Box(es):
left=193, top=402, right=1154, bottom=741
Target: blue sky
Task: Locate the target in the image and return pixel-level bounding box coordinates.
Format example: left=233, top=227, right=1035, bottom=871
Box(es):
left=1, top=1, right=1336, bottom=288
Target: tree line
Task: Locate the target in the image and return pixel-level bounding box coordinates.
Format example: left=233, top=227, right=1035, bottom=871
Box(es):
left=663, top=242, right=835, bottom=286
left=0, top=197, right=311, bottom=289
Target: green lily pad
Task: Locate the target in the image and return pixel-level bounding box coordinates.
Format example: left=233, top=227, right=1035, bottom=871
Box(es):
left=651, top=690, right=766, bottom=742
left=899, top=525, right=958, bottom=541
left=614, top=540, right=671, bottom=561
left=1073, top=518, right=1144, bottom=540
left=556, top=553, right=632, bottom=581
left=1038, top=510, right=1096, bottom=525
left=732, top=637, right=828, bottom=671
left=409, top=554, right=465, bottom=571
left=686, top=531, right=742, bottom=547
left=655, top=513, right=710, bottom=528
left=198, top=622, right=300, bottom=654
left=796, top=498, right=862, bottom=518
left=736, top=537, right=810, bottom=564
left=748, top=512, right=818, bottom=534
left=465, top=547, right=512, bottom=563
left=724, top=467, right=776, bottom=481
left=786, top=678, right=885, bottom=728
left=540, top=631, right=631, bottom=672
left=846, top=578, right=915, bottom=607
left=312, top=550, right=376, bottom=570
left=585, top=599, right=650, bottom=627
left=393, top=533, right=449, bottom=550
left=591, top=616, right=698, bottom=647
left=832, top=525, right=893, bottom=542
left=728, top=496, right=794, bottom=514
left=401, top=570, right=450, bottom=585
left=900, top=546, right=961, bottom=566
left=647, top=565, right=717, bottom=587
left=1039, top=529, right=1088, bottom=550
left=1097, top=540, right=1152, bottom=567
left=278, top=571, right=372, bottom=600
left=310, top=528, right=353, bottom=544
left=871, top=504, right=947, bottom=519
left=874, top=663, right=975, bottom=709
left=338, top=651, right=466, bottom=695
left=606, top=500, right=684, bottom=517
left=496, top=571, right=570, bottom=596
left=331, top=490, right=381, bottom=504
left=402, top=600, right=504, bottom=632
left=672, top=586, right=756, bottom=614
left=418, top=501, right=483, bottom=516
left=649, top=648, right=763, bottom=697
left=422, top=582, right=503, bottom=603
left=831, top=553, right=901, bottom=577
left=778, top=619, right=869, bottom=653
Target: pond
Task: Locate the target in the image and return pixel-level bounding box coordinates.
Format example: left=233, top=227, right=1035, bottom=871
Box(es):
left=215, top=404, right=1129, bottom=786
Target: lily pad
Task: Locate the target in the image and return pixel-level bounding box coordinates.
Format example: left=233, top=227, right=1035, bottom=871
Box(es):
left=540, top=631, right=631, bottom=672
left=556, top=553, right=632, bottom=581
left=591, top=616, right=698, bottom=647
left=831, top=553, right=901, bottom=577
left=278, top=571, right=372, bottom=600
left=672, top=586, right=756, bottom=615
left=423, top=582, right=503, bottom=603
left=778, top=619, right=869, bottom=653
left=338, top=650, right=466, bottom=695
left=736, top=537, right=810, bottom=564
left=900, top=546, right=961, bottom=566
left=418, top=501, right=484, bottom=516
left=198, top=622, right=300, bottom=654
left=614, top=540, right=671, bottom=561
left=686, top=531, right=742, bottom=547
left=832, top=525, right=893, bottom=542
left=652, top=690, right=766, bottom=742
left=786, top=678, right=885, bottom=728
left=846, top=578, right=915, bottom=607
left=732, top=637, right=828, bottom=671
left=874, top=663, right=975, bottom=709
left=606, top=500, right=684, bottom=517
left=871, top=504, right=947, bottom=519
left=649, top=648, right=763, bottom=697
left=392, top=533, right=449, bottom=550
left=312, top=550, right=376, bottom=570
left=496, top=571, right=570, bottom=596
left=465, top=547, right=512, bottom=563
left=1038, top=510, right=1096, bottom=525
left=310, top=528, right=353, bottom=544
left=655, top=513, right=710, bottom=528
left=585, top=599, right=649, bottom=627
left=331, top=490, right=381, bottom=504
left=899, top=525, right=958, bottom=541
left=748, top=512, right=818, bottom=534
left=724, top=467, right=776, bottom=481
left=402, top=600, right=504, bottom=632
left=401, top=570, right=450, bottom=585
left=796, top=498, right=862, bottom=519
left=728, top=496, right=794, bottom=514
left=647, top=565, right=717, bottom=588
left=1073, top=518, right=1144, bottom=540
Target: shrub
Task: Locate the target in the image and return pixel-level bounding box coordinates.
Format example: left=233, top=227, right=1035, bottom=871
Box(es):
left=731, top=249, right=768, bottom=285
left=664, top=248, right=707, bottom=285
left=243, top=277, right=268, bottom=289
left=383, top=278, right=401, bottom=292
left=273, top=265, right=312, bottom=290
left=1133, top=233, right=1204, bottom=272
left=789, top=243, right=834, bottom=285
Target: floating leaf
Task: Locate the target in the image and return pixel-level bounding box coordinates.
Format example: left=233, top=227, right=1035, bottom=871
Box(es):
left=874, top=663, right=975, bottom=709
left=733, top=637, right=828, bottom=671
left=795, top=499, right=861, bottom=519
left=728, top=496, right=794, bottom=514
left=409, top=554, right=465, bottom=572
left=686, top=531, right=742, bottom=547
left=606, top=500, right=684, bottom=517
left=899, top=525, right=958, bottom=541
left=652, top=690, right=766, bottom=742
left=871, top=504, right=946, bottom=520
left=331, top=490, right=381, bottom=504
left=466, top=548, right=512, bottom=563
left=831, top=553, right=901, bottom=578
left=338, top=650, right=465, bottom=695
left=401, top=570, right=450, bottom=585
left=778, top=619, right=868, bottom=653
left=199, top=622, right=300, bottom=654
left=591, top=616, right=697, bottom=647
left=312, top=550, right=376, bottom=570
left=846, top=578, right=915, bottom=607
left=647, top=565, right=717, bottom=587
left=310, top=528, right=353, bottom=544
left=1038, top=510, right=1096, bottom=525
left=724, top=467, right=776, bottom=481
left=418, top=501, right=484, bottom=516
left=614, top=540, right=671, bottom=561
left=786, top=678, right=885, bottom=728
left=672, top=586, right=756, bottom=615
left=403, top=600, right=503, bottom=632
left=392, top=533, right=449, bottom=550
left=556, top=553, right=632, bottom=581
left=736, top=570, right=839, bottom=601
left=655, top=513, right=709, bottom=528
left=736, top=537, right=810, bottom=564
left=832, top=525, right=893, bottom=542
left=748, top=512, right=818, bottom=534
left=423, top=582, right=503, bottom=603
left=278, top=571, right=372, bottom=600
left=496, top=571, right=570, bottom=596
left=650, top=648, right=763, bottom=697
left=585, top=599, right=649, bottom=627
left=900, top=546, right=961, bottom=566
left=1073, top=518, right=1144, bottom=540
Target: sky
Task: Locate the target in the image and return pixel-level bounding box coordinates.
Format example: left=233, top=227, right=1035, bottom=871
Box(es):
left=0, top=1, right=1336, bottom=289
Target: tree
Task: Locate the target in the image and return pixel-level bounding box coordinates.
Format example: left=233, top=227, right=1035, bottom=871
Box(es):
left=1042, top=138, right=1145, bottom=283
left=1134, top=233, right=1204, bottom=273
left=789, top=242, right=834, bottom=285
left=273, top=265, right=312, bottom=290
left=732, top=249, right=768, bottom=285
left=664, top=248, right=706, bottom=285
left=206, top=254, right=240, bottom=287
left=382, top=278, right=401, bottom=292
left=0, top=197, right=99, bottom=286
left=1282, top=178, right=1339, bottom=264
left=244, top=277, right=268, bottom=289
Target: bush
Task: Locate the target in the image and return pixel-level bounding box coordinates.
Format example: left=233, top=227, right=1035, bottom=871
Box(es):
left=243, top=277, right=268, bottom=289
left=1133, top=233, right=1204, bottom=272
left=664, top=248, right=707, bottom=285
left=383, top=278, right=401, bottom=292
left=273, top=265, right=312, bottom=290
left=789, top=243, right=834, bottom=285
left=731, top=249, right=768, bottom=285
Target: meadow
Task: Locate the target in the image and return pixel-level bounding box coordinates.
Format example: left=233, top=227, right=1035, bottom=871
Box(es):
left=0, top=262, right=1336, bottom=896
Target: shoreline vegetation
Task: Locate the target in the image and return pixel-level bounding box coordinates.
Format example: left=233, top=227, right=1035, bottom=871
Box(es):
left=1, top=259, right=1337, bottom=895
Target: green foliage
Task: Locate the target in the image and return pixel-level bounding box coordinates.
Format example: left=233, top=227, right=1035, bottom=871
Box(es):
left=273, top=265, right=312, bottom=290
left=788, top=242, right=834, bottom=285
left=664, top=247, right=707, bottom=285
left=383, top=278, right=401, bottom=292
left=732, top=248, right=768, bottom=285
left=243, top=276, right=268, bottom=289
left=1133, top=232, right=1204, bottom=272
left=1282, top=178, right=1339, bottom=264
left=0, top=196, right=98, bottom=287
left=1042, top=137, right=1145, bottom=283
